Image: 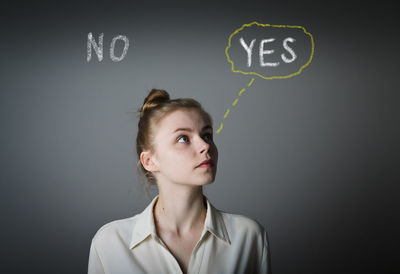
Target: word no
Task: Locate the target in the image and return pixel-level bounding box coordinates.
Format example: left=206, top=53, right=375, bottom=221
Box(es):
left=87, top=32, right=129, bottom=62
left=239, top=37, right=296, bottom=67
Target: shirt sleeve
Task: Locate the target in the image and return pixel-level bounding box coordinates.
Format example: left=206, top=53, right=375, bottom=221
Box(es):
left=259, top=229, right=272, bottom=274
left=88, top=241, right=106, bottom=274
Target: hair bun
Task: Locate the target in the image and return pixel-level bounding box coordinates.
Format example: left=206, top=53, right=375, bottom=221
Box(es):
left=140, top=89, right=170, bottom=116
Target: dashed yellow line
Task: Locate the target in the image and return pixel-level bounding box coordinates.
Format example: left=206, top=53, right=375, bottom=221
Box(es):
left=216, top=78, right=255, bottom=134
left=223, top=109, right=230, bottom=119
left=216, top=123, right=223, bottom=133
left=248, top=78, right=254, bottom=87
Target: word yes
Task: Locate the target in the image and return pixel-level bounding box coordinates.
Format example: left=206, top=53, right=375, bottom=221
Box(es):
left=87, top=33, right=129, bottom=62
left=240, top=37, right=296, bottom=67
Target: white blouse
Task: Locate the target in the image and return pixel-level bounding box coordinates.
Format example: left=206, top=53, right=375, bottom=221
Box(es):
left=88, top=195, right=271, bottom=274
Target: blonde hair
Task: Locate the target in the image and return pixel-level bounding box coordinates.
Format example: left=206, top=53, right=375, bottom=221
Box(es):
left=136, top=89, right=212, bottom=195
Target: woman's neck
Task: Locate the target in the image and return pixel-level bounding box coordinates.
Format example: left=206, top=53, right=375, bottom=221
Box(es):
left=153, top=184, right=206, bottom=236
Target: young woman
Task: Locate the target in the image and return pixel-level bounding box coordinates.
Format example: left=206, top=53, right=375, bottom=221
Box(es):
left=88, top=89, right=271, bottom=274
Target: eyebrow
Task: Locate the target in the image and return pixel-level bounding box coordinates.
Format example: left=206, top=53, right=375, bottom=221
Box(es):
left=173, top=125, right=213, bottom=134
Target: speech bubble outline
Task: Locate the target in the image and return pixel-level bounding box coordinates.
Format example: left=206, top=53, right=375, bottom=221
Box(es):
left=216, top=22, right=315, bottom=134
left=225, top=21, right=315, bottom=80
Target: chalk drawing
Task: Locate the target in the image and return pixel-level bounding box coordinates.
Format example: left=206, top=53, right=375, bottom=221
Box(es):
left=217, top=22, right=314, bottom=134
left=216, top=78, right=255, bottom=134
left=87, top=33, right=129, bottom=62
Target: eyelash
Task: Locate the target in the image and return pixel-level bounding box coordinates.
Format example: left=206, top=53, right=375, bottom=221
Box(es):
left=177, top=133, right=213, bottom=143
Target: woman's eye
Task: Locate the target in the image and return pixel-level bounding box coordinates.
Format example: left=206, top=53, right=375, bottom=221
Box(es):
left=177, top=135, right=189, bottom=143
left=203, top=133, right=213, bottom=142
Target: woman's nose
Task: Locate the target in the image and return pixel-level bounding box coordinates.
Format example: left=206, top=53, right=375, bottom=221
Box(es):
left=198, top=136, right=210, bottom=154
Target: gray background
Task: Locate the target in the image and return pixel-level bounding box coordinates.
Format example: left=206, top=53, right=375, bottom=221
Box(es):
left=1, top=1, right=399, bottom=273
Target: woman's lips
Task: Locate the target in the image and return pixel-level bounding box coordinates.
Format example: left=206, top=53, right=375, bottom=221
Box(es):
left=197, top=159, right=214, bottom=168
left=198, top=163, right=212, bottom=168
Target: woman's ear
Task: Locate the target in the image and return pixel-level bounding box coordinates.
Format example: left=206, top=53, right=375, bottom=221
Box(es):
left=140, top=150, right=159, bottom=172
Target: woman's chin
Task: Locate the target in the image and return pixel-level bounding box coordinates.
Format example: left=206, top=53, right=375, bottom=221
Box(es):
left=191, top=177, right=215, bottom=186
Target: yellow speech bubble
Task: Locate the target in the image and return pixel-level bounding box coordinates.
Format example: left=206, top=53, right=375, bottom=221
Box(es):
left=216, top=22, right=314, bottom=134
left=225, top=22, right=314, bottom=80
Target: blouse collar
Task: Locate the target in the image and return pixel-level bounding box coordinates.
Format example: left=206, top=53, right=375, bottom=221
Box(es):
left=129, top=194, right=231, bottom=249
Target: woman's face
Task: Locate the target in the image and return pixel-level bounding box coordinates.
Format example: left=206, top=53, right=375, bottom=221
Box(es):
left=149, top=108, right=218, bottom=187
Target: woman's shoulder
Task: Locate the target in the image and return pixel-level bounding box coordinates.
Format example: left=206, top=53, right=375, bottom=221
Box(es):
left=91, top=214, right=140, bottom=245
left=218, top=209, right=266, bottom=238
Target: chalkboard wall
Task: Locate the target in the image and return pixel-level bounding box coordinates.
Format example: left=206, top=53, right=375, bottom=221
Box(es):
left=1, top=1, right=398, bottom=273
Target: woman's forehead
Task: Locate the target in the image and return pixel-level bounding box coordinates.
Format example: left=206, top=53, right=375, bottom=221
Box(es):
left=156, top=109, right=210, bottom=133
